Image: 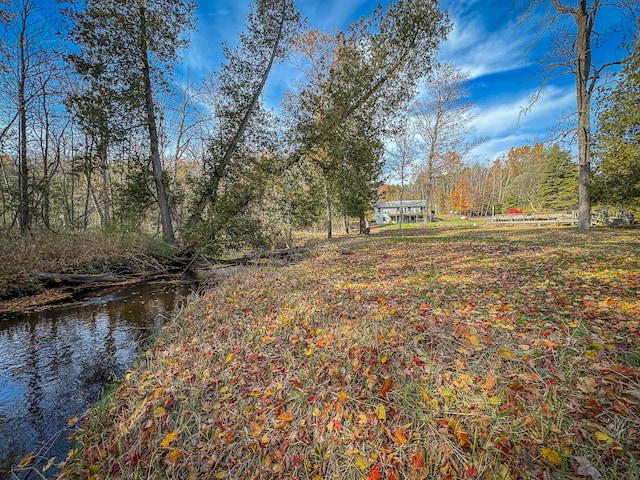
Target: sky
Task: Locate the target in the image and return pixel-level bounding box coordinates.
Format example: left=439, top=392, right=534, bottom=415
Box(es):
left=183, top=0, right=630, bottom=164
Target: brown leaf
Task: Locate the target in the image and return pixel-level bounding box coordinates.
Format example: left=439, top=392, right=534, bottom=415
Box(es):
left=379, top=377, right=393, bottom=397
left=483, top=372, right=497, bottom=392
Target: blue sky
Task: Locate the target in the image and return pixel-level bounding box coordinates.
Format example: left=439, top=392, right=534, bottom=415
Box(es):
left=184, top=1, right=629, bottom=163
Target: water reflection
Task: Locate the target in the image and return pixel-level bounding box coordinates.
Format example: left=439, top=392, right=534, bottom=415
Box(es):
left=0, top=280, right=196, bottom=479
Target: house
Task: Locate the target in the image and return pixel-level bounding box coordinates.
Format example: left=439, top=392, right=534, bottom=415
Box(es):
left=375, top=200, right=427, bottom=224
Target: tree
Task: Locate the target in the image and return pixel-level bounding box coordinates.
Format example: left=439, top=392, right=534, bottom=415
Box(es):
left=330, top=117, right=384, bottom=234
left=63, top=0, right=196, bottom=243
left=386, top=121, right=417, bottom=228
left=0, top=0, right=62, bottom=233
left=188, top=0, right=300, bottom=235
left=451, top=174, right=472, bottom=215
left=291, top=0, right=451, bottom=168
left=592, top=27, right=640, bottom=210
left=540, top=145, right=578, bottom=210
left=501, top=144, right=546, bottom=212
left=522, top=0, right=639, bottom=232
left=288, top=0, right=450, bottom=237
left=413, top=63, right=481, bottom=224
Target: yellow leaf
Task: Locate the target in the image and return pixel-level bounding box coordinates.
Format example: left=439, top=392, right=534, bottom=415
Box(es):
left=215, top=472, right=226, bottom=479
left=498, top=347, right=514, bottom=359
left=419, top=390, right=431, bottom=402
left=66, top=416, right=79, bottom=427
left=541, top=447, right=562, bottom=465
left=220, top=385, right=229, bottom=393
left=312, top=408, right=320, bottom=417
left=594, top=431, right=614, bottom=443
left=355, top=454, right=369, bottom=470
left=277, top=412, right=294, bottom=422
left=250, top=422, right=263, bottom=437
left=375, top=403, right=386, bottom=421
left=154, top=407, right=166, bottom=417
left=161, top=430, right=177, bottom=448
left=467, top=335, right=480, bottom=348
left=225, top=353, right=233, bottom=363
left=518, top=344, right=530, bottom=351
left=488, top=396, right=501, bottom=406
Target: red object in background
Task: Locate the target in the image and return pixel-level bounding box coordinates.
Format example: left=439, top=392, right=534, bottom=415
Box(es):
left=507, top=208, right=523, bottom=214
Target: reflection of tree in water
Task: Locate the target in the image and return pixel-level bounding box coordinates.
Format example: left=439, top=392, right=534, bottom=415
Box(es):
left=0, top=280, right=196, bottom=478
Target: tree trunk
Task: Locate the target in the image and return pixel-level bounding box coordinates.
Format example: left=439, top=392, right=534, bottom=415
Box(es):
left=188, top=1, right=288, bottom=227
left=324, top=180, right=332, bottom=239
left=574, top=2, right=592, bottom=233
left=18, top=9, right=29, bottom=234
left=139, top=3, right=175, bottom=244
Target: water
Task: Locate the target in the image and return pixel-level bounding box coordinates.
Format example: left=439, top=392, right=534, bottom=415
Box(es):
left=0, top=279, right=197, bottom=479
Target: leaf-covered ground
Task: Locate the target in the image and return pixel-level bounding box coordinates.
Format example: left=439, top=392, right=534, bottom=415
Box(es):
left=59, top=227, right=640, bottom=479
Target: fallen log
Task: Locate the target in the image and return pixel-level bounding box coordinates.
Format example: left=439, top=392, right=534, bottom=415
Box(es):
left=34, top=272, right=126, bottom=286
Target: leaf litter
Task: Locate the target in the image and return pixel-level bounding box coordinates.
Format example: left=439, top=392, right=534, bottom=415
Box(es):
left=58, top=229, right=640, bottom=479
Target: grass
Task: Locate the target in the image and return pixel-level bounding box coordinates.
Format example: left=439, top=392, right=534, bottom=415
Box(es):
left=0, top=230, right=175, bottom=301
left=57, top=225, right=640, bottom=479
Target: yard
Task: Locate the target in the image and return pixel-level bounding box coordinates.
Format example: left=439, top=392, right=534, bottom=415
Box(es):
left=57, top=226, right=640, bottom=479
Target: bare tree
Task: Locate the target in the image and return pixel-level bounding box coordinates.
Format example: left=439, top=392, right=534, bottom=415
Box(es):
left=413, top=63, right=481, bottom=225
left=386, top=121, right=417, bottom=228
left=521, top=0, right=638, bottom=232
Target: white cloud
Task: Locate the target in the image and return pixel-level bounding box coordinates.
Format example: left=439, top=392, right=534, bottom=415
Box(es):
left=439, top=2, right=536, bottom=79
left=469, top=85, right=575, bottom=160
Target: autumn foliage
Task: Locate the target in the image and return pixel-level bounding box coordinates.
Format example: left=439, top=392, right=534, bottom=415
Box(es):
left=59, top=227, right=640, bottom=479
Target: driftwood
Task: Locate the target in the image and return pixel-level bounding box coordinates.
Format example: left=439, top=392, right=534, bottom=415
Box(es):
left=34, top=272, right=126, bottom=286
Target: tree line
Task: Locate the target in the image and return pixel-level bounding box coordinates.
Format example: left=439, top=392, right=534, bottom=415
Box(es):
left=382, top=143, right=579, bottom=217
left=0, top=0, right=637, bottom=255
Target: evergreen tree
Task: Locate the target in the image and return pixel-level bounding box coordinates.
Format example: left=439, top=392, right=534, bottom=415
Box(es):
left=592, top=28, right=640, bottom=210
left=63, top=0, right=196, bottom=243
left=540, top=145, right=578, bottom=211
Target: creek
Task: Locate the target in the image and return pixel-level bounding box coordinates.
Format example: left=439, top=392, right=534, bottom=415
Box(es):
left=0, top=279, right=197, bottom=479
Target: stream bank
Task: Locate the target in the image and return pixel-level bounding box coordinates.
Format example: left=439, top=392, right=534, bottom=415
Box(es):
left=0, top=277, right=197, bottom=480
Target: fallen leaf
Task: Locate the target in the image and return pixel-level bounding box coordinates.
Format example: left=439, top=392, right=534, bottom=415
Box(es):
left=498, top=347, right=514, bottom=359
left=167, top=447, right=183, bottom=463
left=277, top=412, right=294, bottom=422
left=577, top=377, right=598, bottom=394
left=394, top=429, right=409, bottom=444
left=375, top=403, right=386, bottom=421
left=594, top=431, right=613, bottom=444
left=66, top=416, right=79, bottom=427
left=483, top=371, right=497, bottom=392
left=355, top=454, right=369, bottom=471
left=161, top=430, right=178, bottom=448
left=18, top=453, right=34, bottom=468
left=411, top=451, right=425, bottom=468
left=42, top=457, right=57, bottom=472
left=379, top=378, right=393, bottom=397
left=574, top=456, right=601, bottom=480
left=541, top=447, right=562, bottom=465
left=369, top=463, right=383, bottom=480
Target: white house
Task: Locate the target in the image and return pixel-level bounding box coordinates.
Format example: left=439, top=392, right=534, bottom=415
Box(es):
left=375, top=200, right=427, bottom=224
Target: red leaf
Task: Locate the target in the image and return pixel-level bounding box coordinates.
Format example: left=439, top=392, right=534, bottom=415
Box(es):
left=411, top=452, right=425, bottom=468
left=369, top=463, right=383, bottom=480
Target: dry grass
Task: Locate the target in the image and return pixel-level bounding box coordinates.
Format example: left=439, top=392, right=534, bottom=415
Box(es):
left=58, top=226, right=640, bottom=479
left=0, top=230, right=170, bottom=300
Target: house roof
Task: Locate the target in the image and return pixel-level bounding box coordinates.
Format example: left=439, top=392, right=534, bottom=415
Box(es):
left=375, top=200, right=426, bottom=208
